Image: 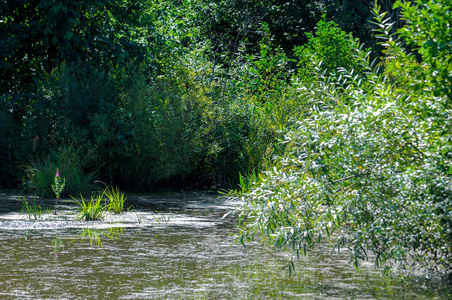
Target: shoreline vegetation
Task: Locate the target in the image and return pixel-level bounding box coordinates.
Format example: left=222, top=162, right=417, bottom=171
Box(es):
left=1, top=0, right=451, bottom=289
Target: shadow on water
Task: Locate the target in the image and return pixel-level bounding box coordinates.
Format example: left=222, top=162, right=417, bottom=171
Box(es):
left=0, top=189, right=448, bottom=299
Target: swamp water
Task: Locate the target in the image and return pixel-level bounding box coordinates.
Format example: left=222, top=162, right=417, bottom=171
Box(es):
left=0, top=190, right=447, bottom=299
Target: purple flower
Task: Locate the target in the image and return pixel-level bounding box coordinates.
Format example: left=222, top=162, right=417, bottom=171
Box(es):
left=56, top=169, right=60, bottom=178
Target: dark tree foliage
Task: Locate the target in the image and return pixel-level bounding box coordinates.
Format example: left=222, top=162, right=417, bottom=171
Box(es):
left=0, top=0, right=156, bottom=92
left=0, top=0, right=163, bottom=187
left=191, top=0, right=399, bottom=59
left=0, top=0, right=405, bottom=191
left=191, top=0, right=318, bottom=58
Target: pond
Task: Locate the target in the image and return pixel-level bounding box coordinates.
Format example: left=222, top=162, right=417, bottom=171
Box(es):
left=0, top=190, right=447, bottom=299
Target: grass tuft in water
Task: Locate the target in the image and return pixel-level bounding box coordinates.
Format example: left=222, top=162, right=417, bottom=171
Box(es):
left=70, top=191, right=106, bottom=221
left=19, top=197, right=42, bottom=220
left=104, top=186, right=126, bottom=214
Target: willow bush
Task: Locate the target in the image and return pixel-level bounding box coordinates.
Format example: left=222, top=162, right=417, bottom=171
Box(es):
left=235, top=0, right=452, bottom=280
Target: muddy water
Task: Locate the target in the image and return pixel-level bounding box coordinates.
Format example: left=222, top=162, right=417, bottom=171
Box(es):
left=0, top=191, right=445, bottom=299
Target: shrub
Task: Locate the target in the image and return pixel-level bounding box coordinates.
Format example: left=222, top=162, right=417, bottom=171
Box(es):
left=21, top=146, right=96, bottom=198
left=123, top=69, right=207, bottom=188
left=293, top=15, right=368, bottom=84
left=205, top=25, right=309, bottom=188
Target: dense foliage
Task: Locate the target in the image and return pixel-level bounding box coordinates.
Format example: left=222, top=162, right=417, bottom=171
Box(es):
left=4, top=0, right=378, bottom=191
left=236, top=0, right=451, bottom=280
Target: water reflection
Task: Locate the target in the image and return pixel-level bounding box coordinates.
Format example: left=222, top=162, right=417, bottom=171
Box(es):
left=51, top=234, right=64, bottom=259
left=49, top=227, right=127, bottom=255
left=71, top=227, right=125, bottom=248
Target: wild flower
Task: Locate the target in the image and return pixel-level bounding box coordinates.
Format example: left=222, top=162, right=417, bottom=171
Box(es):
left=51, top=168, right=66, bottom=214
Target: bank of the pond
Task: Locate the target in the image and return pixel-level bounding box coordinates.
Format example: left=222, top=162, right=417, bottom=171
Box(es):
left=0, top=190, right=448, bottom=299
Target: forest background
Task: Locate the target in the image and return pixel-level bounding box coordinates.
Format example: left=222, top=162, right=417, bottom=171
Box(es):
left=1, top=0, right=451, bottom=280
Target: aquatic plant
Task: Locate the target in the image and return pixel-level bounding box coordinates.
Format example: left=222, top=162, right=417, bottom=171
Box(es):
left=70, top=185, right=127, bottom=220
left=150, top=211, right=171, bottom=237
left=104, top=186, right=127, bottom=214
left=130, top=209, right=142, bottom=224
left=51, top=168, right=66, bottom=214
left=70, top=191, right=106, bottom=221
left=19, top=197, right=42, bottom=220
left=51, top=168, right=66, bottom=199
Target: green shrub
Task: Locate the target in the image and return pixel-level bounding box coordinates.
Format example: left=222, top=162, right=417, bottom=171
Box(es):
left=390, top=0, right=452, bottom=100
left=205, top=25, right=309, bottom=188
left=237, top=71, right=452, bottom=278
left=123, top=69, right=206, bottom=188
left=293, top=15, right=368, bottom=84
left=36, top=62, right=127, bottom=179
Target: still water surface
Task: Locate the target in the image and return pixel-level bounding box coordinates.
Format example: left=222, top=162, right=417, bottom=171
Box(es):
left=0, top=191, right=446, bottom=299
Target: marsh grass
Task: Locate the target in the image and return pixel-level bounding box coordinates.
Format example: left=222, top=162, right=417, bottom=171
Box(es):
left=68, top=185, right=128, bottom=221
left=131, top=209, right=142, bottom=224
left=19, top=197, right=42, bottom=220
left=22, top=157, right=95, bottom=198
left=152, top=210, right=171, bottom=225
left=238, top=170, right=264, bottom=195
left=69, top=191, right=106, bottom=221
left=104, top=186, right=127, bottom=214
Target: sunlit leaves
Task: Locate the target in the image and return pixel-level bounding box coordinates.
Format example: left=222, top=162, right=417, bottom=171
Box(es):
left=293, top=16, right=368, bottom=85
left=387, top=0, right=452, bottom=101
left=235, top=0, right=452, bottom=279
